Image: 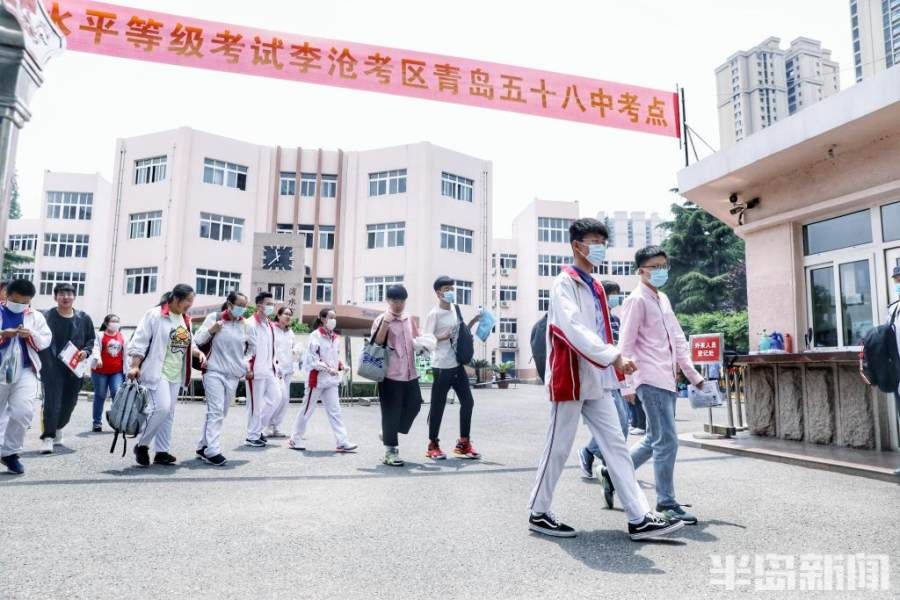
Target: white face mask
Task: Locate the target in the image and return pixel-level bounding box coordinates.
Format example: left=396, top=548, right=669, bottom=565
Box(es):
left=263, top=305, right=275, bottom=317
left=5, top=301, right=27, bottom=314
left=106, top=322, right=121, bottom=333
left=325, top=318, right=337, bottom=331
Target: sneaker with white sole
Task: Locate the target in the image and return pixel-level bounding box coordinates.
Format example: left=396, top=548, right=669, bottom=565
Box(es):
left=336, top=442, right=358, bottom=453
left=53, top=430, right=64, bottom=445
left=287, top=439, right=305, bottom=451
left=579, top=446, right=595, bottom=479
left=40, top=437, right=54, bottom=454
left=629, top=427, right=645, bottom=436
left=202, top=453, right=227, bottom=466
left=628, top=512, right=685, bottom=541
left=528, top=512, right=576, bottom=538
left=244, top=438, right=266, bottom=448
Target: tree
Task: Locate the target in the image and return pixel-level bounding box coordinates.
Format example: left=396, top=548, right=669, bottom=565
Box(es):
left=2, top=174, right=32, bottom=279
left=660, top=201, right=746, bottom=314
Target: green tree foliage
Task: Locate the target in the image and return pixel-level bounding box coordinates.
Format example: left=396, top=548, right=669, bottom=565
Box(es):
left=678, top=310, right=749, bottom=354
left=3, top=175, right=32, bottom=279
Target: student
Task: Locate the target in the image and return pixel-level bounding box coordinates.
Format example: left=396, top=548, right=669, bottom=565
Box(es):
left=0, top=279, right=52, bottom=474
left=527, top=218, right=684, bottom=541
left=39, top=283, right=95, bottom=454
left=370, top=284, right=430, bottom=466
left=193, top=291, right=254, bottom=466
left=422, top=276, right=482, bottom=460
left=616, top=245, right=705, bottom=525
left=261, top=306, right=300, bottom=439
left=288, top=308, right=357, bottom=453
left=578, top=281, right=631, bottom=487
left=244, top=292, right=280, bottom=447
left=126, top=284, right=206, bottom=467
left=90, top=314, right=126, bottom=433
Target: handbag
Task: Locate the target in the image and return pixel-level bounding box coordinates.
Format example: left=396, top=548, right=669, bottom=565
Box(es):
left=358, top=317, right=390, bottom=382
left=688, top=382, right=722, bottom=409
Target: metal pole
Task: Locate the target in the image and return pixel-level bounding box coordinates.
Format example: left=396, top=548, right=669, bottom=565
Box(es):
left=725, top=366, right=736, bottom=430
left=680, top=88, right=688, bottom=168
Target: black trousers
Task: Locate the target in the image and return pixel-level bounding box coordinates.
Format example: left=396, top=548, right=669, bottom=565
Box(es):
left=428, top=365, right=474, bottom=441
left=378, top=378, right=422, bottom=447
left=41, top=363, right=82, bottom=439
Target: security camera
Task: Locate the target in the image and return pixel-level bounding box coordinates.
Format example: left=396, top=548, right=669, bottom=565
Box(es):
left=746, top=197, right=760, bottom=209
left=729, top=193, right=739, bottom=204
left=729, top=206, right=741, bottom=215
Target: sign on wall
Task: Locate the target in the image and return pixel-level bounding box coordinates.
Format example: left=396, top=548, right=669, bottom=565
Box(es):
left=47, top=0, right=681, bottom=138
left=690, top=333, right=723, bottom=365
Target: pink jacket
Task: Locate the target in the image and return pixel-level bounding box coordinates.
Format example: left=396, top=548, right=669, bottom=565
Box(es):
left=618, top=281, right=703, bottom=395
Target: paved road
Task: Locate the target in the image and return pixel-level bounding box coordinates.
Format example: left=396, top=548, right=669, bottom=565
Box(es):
left=1, top=386, right=897, bottom=599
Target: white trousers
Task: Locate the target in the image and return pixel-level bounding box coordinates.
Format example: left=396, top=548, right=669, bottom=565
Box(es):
left=0, top=370, right=38, bottom=457
left=261, top=374, right=291, bottom=432
left=528, top=395, right=650, bottom=523
left=290, top=385, right=349, bottom=447
left=246, top=375, right=279, bottom=440
left=198, top=371, right=239, bottom=457
left=138, top=381, right=180, bottom=454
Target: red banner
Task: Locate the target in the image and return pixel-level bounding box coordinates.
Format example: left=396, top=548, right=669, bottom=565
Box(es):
left=46, top=0, right=681, bottom=138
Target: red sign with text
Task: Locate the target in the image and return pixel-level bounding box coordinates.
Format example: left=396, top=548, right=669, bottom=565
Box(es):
left=690, top=334, right=722, bottom=365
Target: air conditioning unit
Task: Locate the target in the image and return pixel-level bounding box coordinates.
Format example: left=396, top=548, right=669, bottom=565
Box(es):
left=500, top=301, right=510, bottom=308
left=500, top=268, right=510, bottom=277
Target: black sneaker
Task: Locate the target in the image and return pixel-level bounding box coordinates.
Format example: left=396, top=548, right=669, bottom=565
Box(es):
left=134, top=445, right=150, bottom=467
left=153, top=452, right=178, bottom=466
left=657, top=503, right=699, bottom=525
left=599, top=466, right=615, bottom=509
left=628, top=512, right=685, bottom=541
left=259, top=433, right=268, bottom=444
left=1, top=454, right=25, bottom=475
left=528, top=512, right=576, bottom=538
left=202, top=453, right=227, bottom=466
left=245, top=438, right=266, bottom=447
left=92, top=424, right=102, bottom=433
left=196, top=446, right=207, bottom=460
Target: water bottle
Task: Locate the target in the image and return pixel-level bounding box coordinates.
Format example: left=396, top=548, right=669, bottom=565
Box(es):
left=758, top=329, right=772, bottom=352
left=770, top=331, right=785, bottom=351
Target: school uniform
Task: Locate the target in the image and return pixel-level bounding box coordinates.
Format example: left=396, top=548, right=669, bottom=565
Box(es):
left=289, top=327, right=350, bottom=448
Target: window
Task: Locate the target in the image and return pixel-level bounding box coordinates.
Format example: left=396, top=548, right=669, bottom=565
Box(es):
left=280, top=172, right=295, bottom=196
left=319, top=225, right=335, bottom=250
left=300, top=173, right=317, bottom=197
left=367, top=222, right=405, bottom=249
left=441, top=172, right=474, bottom=202
left=592, top=262, right=609, bottom=275
left=268, top=283, right=285, bottom=302
left=125, top=267, right=158, bottom=295
left=46, top=191, right=92, bottom=220
left=807, top=260, right=876, bottom=349
left=440, top=224, right=474, bottom=253
left=881, top=202, right=900, bottom=242
left=499, top=318, right=518, bottom=335
left=498, top=253, right=518, bottom=270
left=538, top=254, right=568, bottom=277
left=499, top=286, right=517, bottom=302
left=43, top=233, right=90, bottom=258
left=538, top=217, right=573, bottom=243
left=195, top=268, right=241, bottom=296
left=134, top=156, right=167, bottom=185
left=200, top=212, right=244, bottom=242
left=802, top=210, right=872, bottom=255
left=644, top=222, right=653, bottom=245
left=369, top=169, right=407, bottom=196
left=627, top=221, right=634, bottom=247
left=129, top=211, right=162, bottom=239
left=610, top=261, right=635, bottom=276
left=298, top=225, right=315, bottom=249
left=7, top=234, right=37, bottom=254
left=316, top=278, right=333, bottom=303
left=454, top=279, right=473, bottom=305
left=39, top=271, right=85, bottom=296
left=321, top=174, right=337, bottom=198
left=839, top=260, right=874, bottom=346
left=302, top=277, right=312, bottom=302
left=364, top=275, right=404, bottom=303
left=203, top=158, right=248, bottom=191
left=538, top=289, right=550, bottom=311
left=10, top=268, right=33, bottom=280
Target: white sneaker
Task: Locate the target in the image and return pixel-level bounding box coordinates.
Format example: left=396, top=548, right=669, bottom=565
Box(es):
left=336, top=442, right=358, bottom=453
left=629, top=427, right=646, bottom=436
left=41, top=437, right=54, bottom=454
left=53, top=429, right=64, bottom=445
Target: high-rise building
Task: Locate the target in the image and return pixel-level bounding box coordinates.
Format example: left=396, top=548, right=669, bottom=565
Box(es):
left=851, top=0, right=900, bottom=82
left=716, top=37, right=840, bottom=148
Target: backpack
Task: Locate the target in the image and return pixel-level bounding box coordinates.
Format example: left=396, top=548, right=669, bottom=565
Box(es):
left=106, top=380, right=150, bottom=457
left=861, top=305, right=900, bottom=394
left=451, top=304, right=474, bottom=366
left=531, top=314, right=548, bottom=382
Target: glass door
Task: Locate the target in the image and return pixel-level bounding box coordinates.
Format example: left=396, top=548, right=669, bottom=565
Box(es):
left=886, top=247, right=900, bottom=308
left=805, top=254, right=877, bottom=349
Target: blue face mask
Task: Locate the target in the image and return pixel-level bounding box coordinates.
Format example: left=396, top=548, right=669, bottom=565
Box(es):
left=230, top=306, right=245, bottom=319
left=584, top=243, right=607, bottom=267
left=895, top=282, right=900, bottom=295
left=608, top=295, right=621, bottom=308
left=443, top=291, right=456, bottom=304
left=648, top=268, right=669, bottom=288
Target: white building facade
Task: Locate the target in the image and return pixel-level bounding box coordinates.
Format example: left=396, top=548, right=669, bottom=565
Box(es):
left=851, top=0, right=900, bottom=82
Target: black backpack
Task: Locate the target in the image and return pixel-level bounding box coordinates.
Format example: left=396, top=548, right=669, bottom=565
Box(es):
left=861, top=305, right=900, bottom=393
left=452, top=304, right=474, bottom=366
left=531, top=314, right=548, bottom=382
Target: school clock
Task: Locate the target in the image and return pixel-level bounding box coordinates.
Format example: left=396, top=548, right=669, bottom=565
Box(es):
left=262, top=245, right=294, bottom=271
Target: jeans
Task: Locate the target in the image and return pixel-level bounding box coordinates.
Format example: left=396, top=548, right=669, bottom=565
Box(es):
left=629, top=384, right=679, bottom=508
left=585, top=390, right=629, bottom=463
left=628, top=396, right=646, bottom=430
left=91, top=371, right=124, bottom=426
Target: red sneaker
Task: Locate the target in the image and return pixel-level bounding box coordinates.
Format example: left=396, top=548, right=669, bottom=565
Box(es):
left=453, top=437, right=481, bottom=459
left=425, top=440, right=446, bottom=460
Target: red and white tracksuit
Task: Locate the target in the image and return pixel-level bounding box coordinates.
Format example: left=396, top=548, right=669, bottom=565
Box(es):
left=261, top=325, right=301, bottom=434
left=246, top=313, right=280, bottom=442
left=290, top=327, right=349, bottom=448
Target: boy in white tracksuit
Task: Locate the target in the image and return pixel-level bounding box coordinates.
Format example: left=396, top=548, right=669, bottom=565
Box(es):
left=0, top=279, right=52, bottom=475
left=261, top=307, right=301, bottom=438
left=527, top=218, right=684, bottom=542
left=194, top=293, right=255, bottom=465
left=289, top=310, right=356, bottom=452
left=245, top=292, right=280, bottom=447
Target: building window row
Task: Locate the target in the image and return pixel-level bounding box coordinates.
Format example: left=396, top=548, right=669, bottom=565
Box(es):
left=203, top=158, right=248, bottom=191
left=134, top=156, right=167, bottom=185
left=40, top=271, right=86, bottom=296
left=440, top=224, right=474, bottom=254
left=43, top=233, right=89, bottom=258
left=46, top=191, right=92, bottom=221
left=364, top=275, right=404, bottom=303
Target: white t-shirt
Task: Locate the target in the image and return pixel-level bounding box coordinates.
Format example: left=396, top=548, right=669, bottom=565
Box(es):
left=424, top=305, right=460, bottom=369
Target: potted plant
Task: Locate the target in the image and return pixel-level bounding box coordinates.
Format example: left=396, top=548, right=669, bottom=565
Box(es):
left=493, top=361, right=515, bottom=389
left=471, top=359, right=491, bottom=384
